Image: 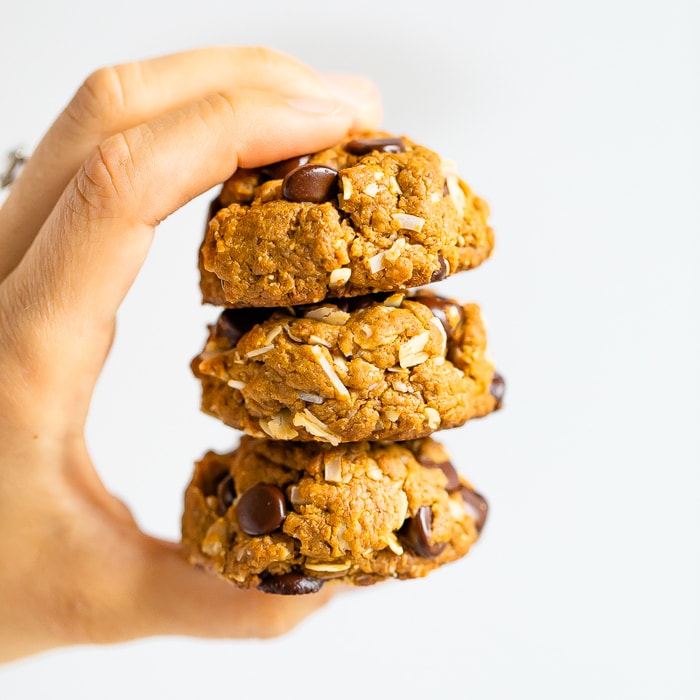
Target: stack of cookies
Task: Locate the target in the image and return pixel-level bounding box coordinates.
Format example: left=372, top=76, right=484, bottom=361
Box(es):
left=182, top=133, right=504, bottom=594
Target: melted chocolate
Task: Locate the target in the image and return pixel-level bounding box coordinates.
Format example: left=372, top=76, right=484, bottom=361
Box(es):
left=400, top=506, right=446, bottom=558
left=461, top=487, right=488, bottom=532
left=490, top=372, right=506, bottom=409
left=257, top=572, right=325, bottom=595
left=410, top=294, right=464, bottom=340
left=345, top=137, right=406, bottom=155
left=215, top=308, right=275, bottom=346
left=429, top=253, right=448, bottom=283
left=416, top=456, right=461, bottom=492
left=260, top=154, right=311, bottom=180
left=216, top=474, right=236, bottom=516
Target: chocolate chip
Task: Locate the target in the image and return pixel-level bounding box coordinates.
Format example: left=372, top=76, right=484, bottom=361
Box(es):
left=461, top=487, right=488, bottom=532
left=199, top=459, right=231, bottom=498
left=260, top=154, right=311, bottom=180
left=345, top=137, right=406, bottom=155
left=400, top=506, right=446, bottom=558
left=216, top=474, right=236, bottom=516
left=257, top=572, right=325, bottom=595
left=410, top=294, right=463, bottom=340
left=236, top=483, right=287, bottom=536
left=417, top=456, right=461, bottom=492
left=490, top=372, right=506, bottom=409
left=215, top=308, right=274, bottom=347
left=430, top=253, right=448, bottom=283
left=282, top=164, right=339, bottom=203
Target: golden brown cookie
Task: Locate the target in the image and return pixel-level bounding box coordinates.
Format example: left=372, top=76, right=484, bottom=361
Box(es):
left=200, top=132, right=493, bottom=308
left=192, top=292, right=503, bottom=444
left=181, top=435, right=488, bottom=594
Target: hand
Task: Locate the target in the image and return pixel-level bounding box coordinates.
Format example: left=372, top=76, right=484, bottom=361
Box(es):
left=0, top=46, right=382, bottom=664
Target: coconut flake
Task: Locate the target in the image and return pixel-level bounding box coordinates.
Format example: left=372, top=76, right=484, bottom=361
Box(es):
left=259, top=410, right=299, bottom=440
left=289, top=485, right=304, bottom=505
left=384, top=237, right=406, bottom=263
left=366, top=464, right=384, bottom=481
left=298, top=391, right=324, bottom=405
left=304, top=306, right=351, bottom=325
left=446, top=175, right=466, bottom=216
left=424, top=407, right=441, bottom=430
left=363, top=182, right=380, bottom=197
left=368, top=250, right=386, bottom=274
left=333, top=355, right=348, bottom=373
left=430, top=316, right=448, bottom=356
left=264, top=325, right=283, bottom=345
left=399, top=331, right=431, bottom=368
left=310, top=345, right=350, bottom=399
left=341, top=175, right=353, bottom=199
left=384, top=408, right=400, bottom=422
left=245, top=344, right=275, bottom=358
left=385, top=533, right=404, bottom=556
left=309, top=334, right=332, bottom=348
left=304, top=561, right=351, bottom=572
left=293, top=410, right=341, bottom=445
left=324, top=454, right=343, bottom=482
left=329, top=268, right=351, bottom=287
left=392, top=213, right=425, bottom=232
left=387, top=175, right=402, bottom=195
left=227, top=379, right=247, bottom=390
left=383, top=293, right=405, bottom=308
left=283, top=324, right=304, bottom=343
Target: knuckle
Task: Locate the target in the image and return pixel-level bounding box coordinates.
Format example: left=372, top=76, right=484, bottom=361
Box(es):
left=197, top=91, right=236, bottom=127
left=75, top=133, right=138, bottom=216
left=64, top=64, right=129, bottom=129
left=240, top=45, right=286, bottom=67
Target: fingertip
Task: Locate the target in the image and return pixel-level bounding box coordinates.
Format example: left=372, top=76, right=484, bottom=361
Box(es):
left=320, top=73, right=383, bottom=132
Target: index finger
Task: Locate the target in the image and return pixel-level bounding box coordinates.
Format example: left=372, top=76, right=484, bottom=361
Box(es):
left=0, top=46, right=382, bottom=279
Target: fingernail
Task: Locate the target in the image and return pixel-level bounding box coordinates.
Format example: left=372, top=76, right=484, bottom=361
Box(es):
left=286, top=96, right=344, bottom=114
left=321, top=74, right=380, bottom=111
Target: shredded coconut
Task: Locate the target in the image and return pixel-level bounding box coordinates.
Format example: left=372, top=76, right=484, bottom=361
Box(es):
left=310, top=345, right=350, bottom=399
left=245, top=344, right=275, bottom=358
left=392, top=213, right=425, bottom=232
left=293, top=409, right=341, bottom=446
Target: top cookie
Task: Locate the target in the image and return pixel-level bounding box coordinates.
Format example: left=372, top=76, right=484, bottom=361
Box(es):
left=200, top=132, right=493, bottom=308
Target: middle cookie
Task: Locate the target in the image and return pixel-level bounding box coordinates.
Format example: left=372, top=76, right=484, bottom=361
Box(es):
left=193, top=292, right=502, bottom=444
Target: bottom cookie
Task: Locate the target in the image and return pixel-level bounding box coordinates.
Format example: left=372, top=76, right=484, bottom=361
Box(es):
left=181, top=435, right=488, bottom=594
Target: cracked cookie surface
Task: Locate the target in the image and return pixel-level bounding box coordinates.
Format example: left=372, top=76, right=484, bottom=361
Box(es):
left=192, top=292, right=502, bottom=444
left=181, top=436, right=488, bottom=593
left=199, top=132, right=493, bottom=308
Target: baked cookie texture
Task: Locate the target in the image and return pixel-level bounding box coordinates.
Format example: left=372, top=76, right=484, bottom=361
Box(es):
left=199, top=132, right=493, bottom=308
left=181, top=436, right=488, bottom=593
left=192, top=292, right=501, bottom=444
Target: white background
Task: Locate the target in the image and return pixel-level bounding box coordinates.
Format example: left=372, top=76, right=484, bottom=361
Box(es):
left=1, top=0, right=698, bottom=698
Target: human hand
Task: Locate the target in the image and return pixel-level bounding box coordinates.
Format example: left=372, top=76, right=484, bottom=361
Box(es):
left=0, top=46, right=382, bottom=664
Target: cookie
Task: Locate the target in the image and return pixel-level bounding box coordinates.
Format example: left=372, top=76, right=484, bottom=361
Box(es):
left=199, top=132, right=493, bottom=308
left=181, top=435, right=488, bottom=593
left=192, top=291, right=503, bottom=444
